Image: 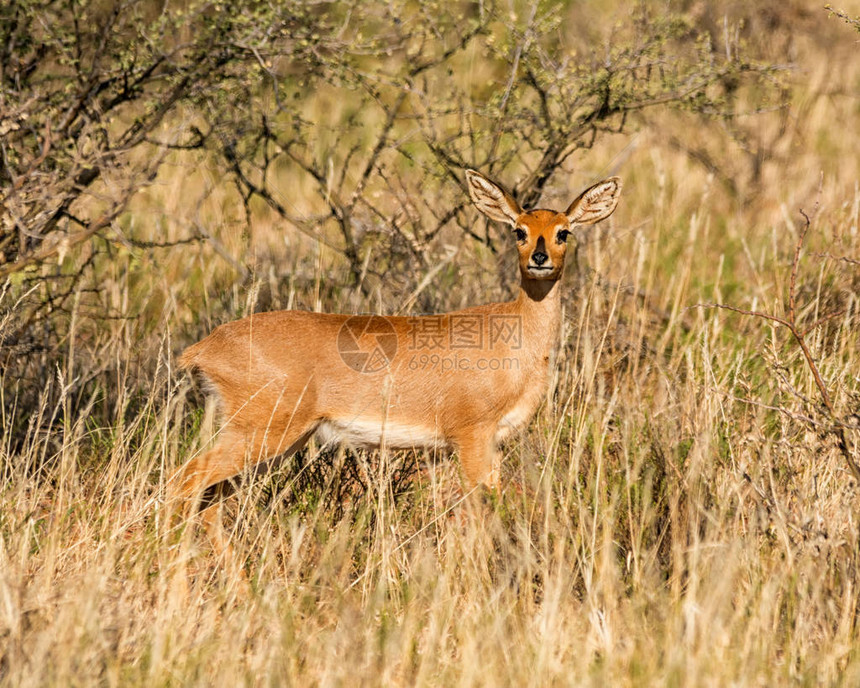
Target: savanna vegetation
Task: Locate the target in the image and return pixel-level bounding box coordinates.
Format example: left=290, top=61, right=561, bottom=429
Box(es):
left=2, top=0, right=860, bottom=684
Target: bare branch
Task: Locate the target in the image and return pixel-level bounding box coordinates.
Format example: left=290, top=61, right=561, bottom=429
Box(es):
left=701, top=209, right=860, bottom=482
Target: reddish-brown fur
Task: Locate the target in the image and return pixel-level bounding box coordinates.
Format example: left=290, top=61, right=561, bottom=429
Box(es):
left=170, top=170, right=621, bottom=523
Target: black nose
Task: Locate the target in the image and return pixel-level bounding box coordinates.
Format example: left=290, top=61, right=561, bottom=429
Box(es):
left=532, top=251, right=548, bottom=266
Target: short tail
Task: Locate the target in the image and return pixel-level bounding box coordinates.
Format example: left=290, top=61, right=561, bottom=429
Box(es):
left=178, top=340, right=205, bottom=370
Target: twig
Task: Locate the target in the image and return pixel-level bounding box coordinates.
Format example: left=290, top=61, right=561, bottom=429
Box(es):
left=802, top=310, right=847, bottom=337
left=811, top=252, right=860, bottom=267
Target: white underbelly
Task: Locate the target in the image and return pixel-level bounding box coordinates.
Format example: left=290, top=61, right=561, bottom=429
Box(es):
left=316, top=418, right=448, bottom=451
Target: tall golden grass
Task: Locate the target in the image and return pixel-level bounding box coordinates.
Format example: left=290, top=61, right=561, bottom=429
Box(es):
left=2, top=3, right=860, bottom=685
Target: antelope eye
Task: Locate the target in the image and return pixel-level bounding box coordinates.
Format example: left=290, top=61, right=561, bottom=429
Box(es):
left=514, top=228, right=527, bottom=243
left=556, top=229, right=570, bottom=244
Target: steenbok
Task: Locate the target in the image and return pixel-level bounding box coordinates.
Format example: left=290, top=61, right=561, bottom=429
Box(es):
left=171, top=169, right=621, bottom=528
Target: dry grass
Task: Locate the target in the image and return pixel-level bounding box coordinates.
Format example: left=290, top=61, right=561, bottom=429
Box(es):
left=3, top=3, right=860, bottom=686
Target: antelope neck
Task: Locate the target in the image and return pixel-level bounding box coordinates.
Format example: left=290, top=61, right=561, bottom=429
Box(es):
left=518, top=275, right=560, bottom=303
left=516, top=274, right=563, bottom=334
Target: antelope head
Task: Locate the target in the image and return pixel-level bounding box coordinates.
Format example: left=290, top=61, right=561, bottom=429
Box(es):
left=466, top=169, right=621, bottom=281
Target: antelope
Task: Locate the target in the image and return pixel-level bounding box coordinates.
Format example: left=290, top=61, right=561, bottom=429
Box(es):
left=171, top=169, right=621, bottom=527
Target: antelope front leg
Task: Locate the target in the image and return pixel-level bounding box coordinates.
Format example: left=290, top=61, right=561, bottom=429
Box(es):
left=455, top=427, right=501, bottom=492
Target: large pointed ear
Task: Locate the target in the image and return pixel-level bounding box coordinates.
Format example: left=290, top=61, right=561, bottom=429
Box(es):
left=565, top=177, right=622, bottom=225
left=465, top=169, right=522, bottom=226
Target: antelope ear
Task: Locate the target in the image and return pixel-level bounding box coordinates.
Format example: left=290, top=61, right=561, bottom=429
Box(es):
left=565, top=177, right=622, bottom=225
left=466, top=169, right=522, bottom=226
